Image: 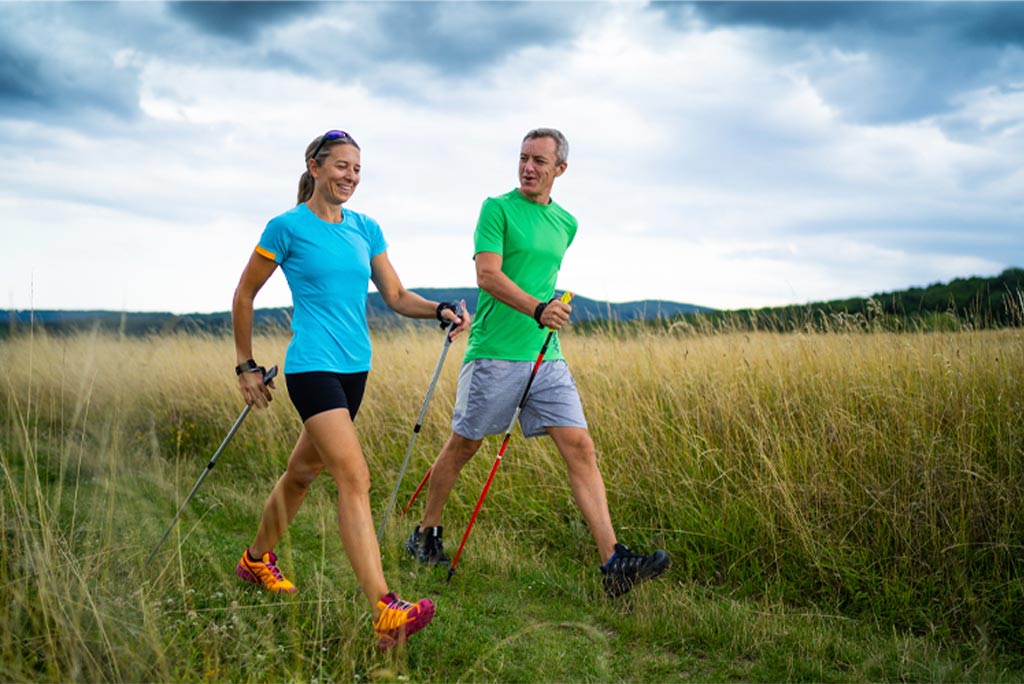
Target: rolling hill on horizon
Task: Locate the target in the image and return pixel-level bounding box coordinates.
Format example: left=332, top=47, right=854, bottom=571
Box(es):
left=6, top=268, right=1021, bottom=337
left=4, top=289, right=713, bottom=337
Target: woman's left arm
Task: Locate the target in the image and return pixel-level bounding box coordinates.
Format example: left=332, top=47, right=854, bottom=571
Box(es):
left=370, top=251, right=470, bottom=337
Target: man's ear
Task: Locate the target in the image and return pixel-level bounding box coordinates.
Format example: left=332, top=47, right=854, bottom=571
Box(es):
left=554, top=161, right=568, bottom=177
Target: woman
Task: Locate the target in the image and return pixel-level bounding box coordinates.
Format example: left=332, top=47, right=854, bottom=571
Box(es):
left=231, top=129, right=469, bottom=650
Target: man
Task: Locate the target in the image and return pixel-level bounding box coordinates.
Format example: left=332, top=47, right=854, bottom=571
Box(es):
left=406, top=128, right=669, bottom=597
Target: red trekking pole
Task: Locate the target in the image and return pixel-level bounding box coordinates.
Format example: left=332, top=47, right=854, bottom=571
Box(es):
left=400, top=465, right=433, bottom=519
left=447, top=292, right=573, bottom=583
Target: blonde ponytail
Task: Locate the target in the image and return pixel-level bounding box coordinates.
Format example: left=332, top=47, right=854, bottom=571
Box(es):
left=297, top=170, right=314, bottom=205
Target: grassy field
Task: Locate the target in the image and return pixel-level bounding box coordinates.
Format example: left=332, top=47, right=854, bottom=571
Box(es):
left=2, top=324, right=1023, bottom=682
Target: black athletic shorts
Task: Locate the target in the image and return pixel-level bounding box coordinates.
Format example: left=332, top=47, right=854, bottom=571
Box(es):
left=285, top=371, right=369, bottom=423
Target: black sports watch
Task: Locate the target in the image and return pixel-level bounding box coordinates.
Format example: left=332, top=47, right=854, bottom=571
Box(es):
left=235, top=359, right=261, bottom=375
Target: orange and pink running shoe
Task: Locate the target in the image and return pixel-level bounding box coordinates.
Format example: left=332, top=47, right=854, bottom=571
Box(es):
left=373, top=592, right=435, bottom=650
left=236, top=549, right=297, bottom=594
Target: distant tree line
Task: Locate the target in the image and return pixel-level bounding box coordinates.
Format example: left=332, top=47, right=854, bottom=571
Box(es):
left=575, top=267, right=1024, bottom=335
left=814, top=267, right=1024, bottom=324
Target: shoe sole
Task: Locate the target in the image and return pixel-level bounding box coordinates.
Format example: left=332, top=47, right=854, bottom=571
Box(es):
left=378, top=599, right=436, bottom=650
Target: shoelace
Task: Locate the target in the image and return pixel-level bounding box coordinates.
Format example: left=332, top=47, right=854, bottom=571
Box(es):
left=257, top=551, right=287, bottom=583
left=375, top=596, right=417, bottom=632
left=608, top=548, right=646, bottom=573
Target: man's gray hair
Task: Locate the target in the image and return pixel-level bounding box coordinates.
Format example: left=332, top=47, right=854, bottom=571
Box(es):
left=524, top=128, right=569, bottom=165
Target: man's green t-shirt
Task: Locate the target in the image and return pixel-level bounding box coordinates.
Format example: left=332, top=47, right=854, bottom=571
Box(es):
left=464, top=189, right=578, bottom=362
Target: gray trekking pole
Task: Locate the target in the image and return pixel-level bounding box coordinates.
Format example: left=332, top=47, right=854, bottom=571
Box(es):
left=376, top=302, right=463, bottom=541
left=145, top=364, right=278, bottom=566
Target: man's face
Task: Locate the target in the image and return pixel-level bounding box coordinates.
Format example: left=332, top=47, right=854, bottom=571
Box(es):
left=518, top=136, right=566, bottom=202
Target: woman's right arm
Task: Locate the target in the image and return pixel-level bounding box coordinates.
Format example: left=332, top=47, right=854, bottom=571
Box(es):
left=232, top=250, right=279, bottom=408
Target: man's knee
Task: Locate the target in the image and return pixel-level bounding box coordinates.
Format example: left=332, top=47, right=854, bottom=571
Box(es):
left=553, top=428, right=597, bottom=463
left=444, top=432, right=483, bottom=464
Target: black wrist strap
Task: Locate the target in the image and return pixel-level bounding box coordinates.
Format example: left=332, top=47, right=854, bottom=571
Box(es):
left=534, top=301, right=548, bottom=328
left=534, top=297, right=562, bottom=329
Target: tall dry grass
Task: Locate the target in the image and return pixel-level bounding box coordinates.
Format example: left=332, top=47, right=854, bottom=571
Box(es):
left=2, top=323, right=1023, bottom=680
left=565, top=328, right=1024, bottom=642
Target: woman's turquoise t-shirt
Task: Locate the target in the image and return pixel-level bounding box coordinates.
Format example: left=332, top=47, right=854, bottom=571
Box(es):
left=256, top=203, right=388, bottom=374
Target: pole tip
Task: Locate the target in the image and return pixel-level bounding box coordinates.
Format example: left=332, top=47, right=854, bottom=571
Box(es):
left=446, top=566, right=456, bottom=584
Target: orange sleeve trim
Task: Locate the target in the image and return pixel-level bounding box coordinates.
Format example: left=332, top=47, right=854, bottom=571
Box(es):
left=255, top=244, right=277, bottom=261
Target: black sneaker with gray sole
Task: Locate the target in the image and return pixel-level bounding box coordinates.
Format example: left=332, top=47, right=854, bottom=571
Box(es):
left=406, top=525, right=449, bottom=566
left=600, top=543, right=670, bottom=597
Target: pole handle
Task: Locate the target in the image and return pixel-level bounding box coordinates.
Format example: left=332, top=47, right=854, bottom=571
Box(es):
left=263, top=364, right=278, bottom=384
left=439, top=300, right=465, bottom=331
left=546, top=291, right=574, bottom=331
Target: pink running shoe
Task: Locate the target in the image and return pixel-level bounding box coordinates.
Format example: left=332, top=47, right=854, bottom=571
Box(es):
left=373, top=592, right=435, bottom=650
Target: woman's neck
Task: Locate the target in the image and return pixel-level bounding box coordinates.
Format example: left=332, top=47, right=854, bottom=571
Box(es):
left=306, top=194, right=343, bottom=223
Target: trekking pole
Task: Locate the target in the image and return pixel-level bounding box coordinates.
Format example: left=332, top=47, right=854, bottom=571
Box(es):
left=145, top=365, right=278, bottom=566
left=447, top=292, right=573, bottom=583
left=376, top=302, right=464, bottom=542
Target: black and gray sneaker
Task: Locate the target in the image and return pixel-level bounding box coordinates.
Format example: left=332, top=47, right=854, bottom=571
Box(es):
left=407, top=525, right=449, bottom=565
left=600, top=543, right=670, bottom=597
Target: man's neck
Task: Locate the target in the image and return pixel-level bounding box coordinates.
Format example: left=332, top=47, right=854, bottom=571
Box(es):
left=516, top=188, right=551, bottom=205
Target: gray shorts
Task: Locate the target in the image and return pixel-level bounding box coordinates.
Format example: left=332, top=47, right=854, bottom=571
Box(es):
left=452, top=359, right=588, bottom=440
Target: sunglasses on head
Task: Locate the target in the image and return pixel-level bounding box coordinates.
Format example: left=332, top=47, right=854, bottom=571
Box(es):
left=308, top=130, right=351, bottom=161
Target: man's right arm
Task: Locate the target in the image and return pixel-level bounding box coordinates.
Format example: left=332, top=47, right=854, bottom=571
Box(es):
left=476, top=251, right=570, bottom=330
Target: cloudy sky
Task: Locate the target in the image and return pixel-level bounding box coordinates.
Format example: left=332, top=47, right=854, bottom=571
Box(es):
left=3, top=1, right=1022, bottom=313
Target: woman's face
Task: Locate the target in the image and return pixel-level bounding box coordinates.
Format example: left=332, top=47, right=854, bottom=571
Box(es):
left=312, top=143, right=361, bottom=205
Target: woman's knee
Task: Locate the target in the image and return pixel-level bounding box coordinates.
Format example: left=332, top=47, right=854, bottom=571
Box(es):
left=329, top=458, right=371, bottom=496
left=283, top=462, right=322, bottom=490
left=301, top=411, right=370, bottom=493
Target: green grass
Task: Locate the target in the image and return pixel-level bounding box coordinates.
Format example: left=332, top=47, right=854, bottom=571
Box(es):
left=2, top=327, right=1023, bottom=682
